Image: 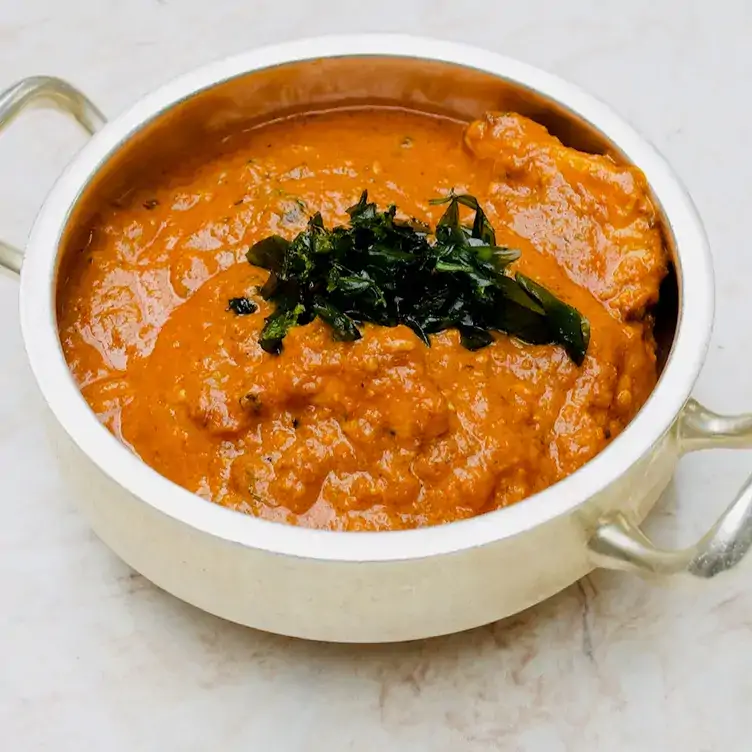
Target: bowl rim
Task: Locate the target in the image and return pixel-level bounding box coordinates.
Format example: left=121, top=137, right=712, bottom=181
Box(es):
left=19, top=34, right=714, bottom=562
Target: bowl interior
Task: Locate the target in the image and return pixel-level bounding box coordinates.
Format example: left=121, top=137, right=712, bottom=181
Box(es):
left=58, top=54, right=680, bottom=369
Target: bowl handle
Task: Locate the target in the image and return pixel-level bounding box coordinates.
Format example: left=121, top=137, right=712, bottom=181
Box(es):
left=589, top=398, right=752, bottom=577
left=0, top=76, right=107, bottom=275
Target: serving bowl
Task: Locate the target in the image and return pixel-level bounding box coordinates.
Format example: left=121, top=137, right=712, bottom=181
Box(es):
left=2, top=35, right=751, bottom=643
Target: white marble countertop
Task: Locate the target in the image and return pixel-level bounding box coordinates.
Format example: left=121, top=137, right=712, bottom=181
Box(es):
left=2, top=1, right=752, bottom=749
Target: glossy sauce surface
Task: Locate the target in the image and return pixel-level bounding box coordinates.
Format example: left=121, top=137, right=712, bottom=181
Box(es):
left=58, top=108, right=667, bottom=530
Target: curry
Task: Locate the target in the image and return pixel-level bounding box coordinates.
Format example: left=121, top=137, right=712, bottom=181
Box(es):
left=57, top=108, right=667, bottom=531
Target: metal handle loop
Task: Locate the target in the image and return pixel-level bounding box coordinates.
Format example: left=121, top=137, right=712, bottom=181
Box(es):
left=0, top=76, right=106, bottom=275
left=590, top=398, right=752, bottom=578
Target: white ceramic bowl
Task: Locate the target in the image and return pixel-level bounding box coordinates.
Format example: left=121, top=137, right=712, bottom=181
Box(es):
left=2, top=36, right=751, bottom=642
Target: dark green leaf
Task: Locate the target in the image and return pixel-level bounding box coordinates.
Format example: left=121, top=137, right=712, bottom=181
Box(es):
left=476, top=246, right=521, bottom=268
left=492, top=300, right=552, bottom=345
left=312, top=297, right=362, bottom=342
left=227, top=297, right=258, bottom=315
left=428, top=193, right=455, bottom=206
left=430, top=191, right=496, bottom=244
left=259, top=304, right=304, bottom=354
left=516, top=274, right=591, bottom=365
left=454, top=194, right=496, bottom=245
left=308, top=212, right=326, bottom=232
left=495, top=275, right=545, bottom=314
left=367, top=246, right=416, bottom=264
left=257, top=271, right=280, bottom=300
left=346, top=191, right=377, bottom=223
left=494, top=247, right=521, bottom=267
left=328, top=267, right=387, bottom=309
left=404, top=315, right=431, bottom=345
left=393, top=217, right=430, bottom=234
left=459, top=325, right=494, bottom=350
left=247, top=235, right=289, bottom=273
left=435, top=196, right=462, bottom=241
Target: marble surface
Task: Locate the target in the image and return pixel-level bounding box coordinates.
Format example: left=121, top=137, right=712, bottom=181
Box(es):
left=1, top=1, right=752, bottom=749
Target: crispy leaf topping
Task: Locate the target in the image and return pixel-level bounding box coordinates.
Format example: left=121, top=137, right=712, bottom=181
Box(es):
left=240, top=191, right=590, bottom=363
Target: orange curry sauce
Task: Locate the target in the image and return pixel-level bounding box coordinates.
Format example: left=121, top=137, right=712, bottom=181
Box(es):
left=57, top=109, right=667, bottom=531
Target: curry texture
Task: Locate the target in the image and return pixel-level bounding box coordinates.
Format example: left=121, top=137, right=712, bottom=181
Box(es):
left=57, top=108, right=667, bottom=530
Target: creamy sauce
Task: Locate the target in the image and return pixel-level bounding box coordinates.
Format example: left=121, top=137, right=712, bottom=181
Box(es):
left=57, top=108, right=667, bottom=530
